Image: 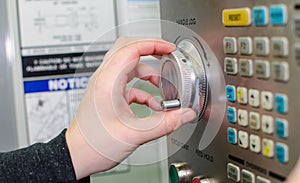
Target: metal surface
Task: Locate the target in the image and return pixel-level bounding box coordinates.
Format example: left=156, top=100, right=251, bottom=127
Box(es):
left=0, top=0, right=21, bottom=151
left=161, top=99, right=181, bottom=111
left=160, top=0, right=300, bottom=183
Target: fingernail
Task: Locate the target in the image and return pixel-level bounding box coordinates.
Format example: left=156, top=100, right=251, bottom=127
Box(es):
left=181, top=109, right=196, bottom=124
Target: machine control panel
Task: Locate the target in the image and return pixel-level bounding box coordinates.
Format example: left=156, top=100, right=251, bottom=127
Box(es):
left=160, top=0, right=300, bottom=182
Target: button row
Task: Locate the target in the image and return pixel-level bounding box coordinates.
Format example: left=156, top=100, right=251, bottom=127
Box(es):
left=224, top=58, right=289, bottom=82
left=227, top=107, right=289, bottom=138
left=226, top=86, right=288, bottom=114
left=223, top=36, right=289, bottom=57
left=222, top=4, right=287, bottom=27
left=228, top=163, right=271, bottom=183
left=227, top=128, right=289, bottom=163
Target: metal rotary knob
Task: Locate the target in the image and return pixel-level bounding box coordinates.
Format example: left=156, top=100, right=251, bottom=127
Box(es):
left=159, top=39, right=208, bottom=121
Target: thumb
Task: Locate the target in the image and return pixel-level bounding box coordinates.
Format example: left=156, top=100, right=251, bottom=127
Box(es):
left=135, top=108, right=196, bottom=144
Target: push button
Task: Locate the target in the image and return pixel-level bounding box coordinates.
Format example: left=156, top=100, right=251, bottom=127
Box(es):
left=250, top=134, right=261, bottom=153
left=275, top=118, right=288, bottom=138
left=253, top=6, right=268, bottom=26
left=270, top=4, right=287, bottom=25
left=223, top=8, right=251, bottom=26
left=224, top=37, right=237, bottom=54
left=249, top=89, right=259, bottom=107
left=261, top=115, right=274, bottom=134
left=227, top=163, right=240, bottom=182
left=238, top=109, right=248, bottom=127
left=262, top=138, right=274, bottom=158
left=237, top=87, right=248, bottom=104
left=257, top=176, right=271, bottom=183
left=275, top=142, right=289, bottom=163
left=255, top=60, right=270, bottom=79
left=224, top=57, right=238, bottom=75
left=227, top=127, right=237, bottom=144
left=249, top=112, right=260, bottom=130
left=239, top=59, right=253, bottom=77
left=238, top=130, right=249, bottom=149
left=272, top=62, right=289, bottom=82
left=275, top=93, right=288, bottom=113
left=271, top=37, right=289, bottom=57
left=226, top=85, right=236, bottom=102
left=227, top=106, right=237, bottom=123
left=238, top=37, right=252, bottom=55
left=261, top=91, right=273, bottom=111
left=241, top=169, right=255, bottom=183
left=254, top=37, right=269, bottom=56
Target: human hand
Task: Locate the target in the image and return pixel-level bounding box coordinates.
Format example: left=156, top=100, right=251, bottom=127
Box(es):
left=65, top=37, right=196, bottom=180
left=285, top=157, right=300, bottom=183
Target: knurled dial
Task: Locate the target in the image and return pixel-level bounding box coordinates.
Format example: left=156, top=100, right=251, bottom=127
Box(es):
left=159, top=39, right=208, bottom=121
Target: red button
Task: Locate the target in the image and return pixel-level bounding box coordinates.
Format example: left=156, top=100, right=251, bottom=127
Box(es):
left=192, top=178, right=201, bottom=183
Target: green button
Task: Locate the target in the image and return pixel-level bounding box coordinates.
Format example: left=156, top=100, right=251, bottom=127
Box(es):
left=169, top=165, right=179, bottom=183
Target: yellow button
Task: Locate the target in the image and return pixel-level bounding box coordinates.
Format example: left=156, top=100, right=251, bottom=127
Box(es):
left=222, top=8, right=251, bottom=26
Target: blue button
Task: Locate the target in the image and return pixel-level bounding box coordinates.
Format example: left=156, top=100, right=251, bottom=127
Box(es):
left=275, top=118, right=288, bottom=138
left=253, top=6, right=268, bottom=26
left=275, top=94, right=288, bottom=113
left=270, top=4, right=287, bottom=25
left=275, top=142, right=289, bottom=163
left=226, top=85, right=236, bottom=102
left=227, top=127, right=237, bottom=144
left=227, top=106, right=236, bottom=123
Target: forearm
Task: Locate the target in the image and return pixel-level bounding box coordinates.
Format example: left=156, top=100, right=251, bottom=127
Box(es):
left=0, top=129, right=89, bottom=183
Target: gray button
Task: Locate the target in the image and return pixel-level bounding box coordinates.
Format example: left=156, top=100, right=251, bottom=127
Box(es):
left=224, top=37, right=237, bottom=54
left=239, top=37, right=253, bottom=55
left=224, top=57, right=238, bottom=74
left=239, top=59, right=253, bottom=77
left=271, top=37, right=289, bottom=57
left=254, top=37, right=269, bottom=56
left=272, top=61, right=289, bottom=82
left=227, top=163, right=240, bottom=182
left=255, top=60, right=270, bottom=79
left=241, top=169, right=255, bottom=183
left=257, top=176, right=271, bottom=183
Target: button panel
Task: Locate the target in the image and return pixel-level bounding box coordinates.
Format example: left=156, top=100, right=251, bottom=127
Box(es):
left=221, top=3, right=291, bottom=182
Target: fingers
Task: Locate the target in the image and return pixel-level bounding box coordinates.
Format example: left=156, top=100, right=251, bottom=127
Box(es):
left=127, top=108, right=196, bottom=144
left=103, top=37, right=176, bottom=76
left=125, top=88, right=161, bottom=111
left=128, top=63, right=159, bottom=87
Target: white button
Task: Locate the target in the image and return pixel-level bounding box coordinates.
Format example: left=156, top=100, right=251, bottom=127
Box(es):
left=261, top=91, right=273, bottom=110
left=227, top=163, right=240, bottom=182
left=239, top=37, right=253, bottom=55
left=224, top=37, right=237, bottom=54
left=249, top=89, right=260, bottom=107
left=238, top=109, right=248, bottom=126
left=239, top=59, right=253, bottom=77
left=250, top=134, right=261, bottom=153
left=224, top=57, right=238, bottom=75
left=241, top=169, right=255, bottom=183
left=255, top=60, right=270, bottom=79
left=238, top=130, right=249, bottom=148
left=237, top=87, right=248, bottom=104
left=272, top=61, right=289, bottom=82
left=271, top=37, right=289, bottom=57
left=257, top=176, right=271, bottom=183
left=261, top=115, right=274, bottom=134
left=249, top=112, right=260, bottom=130
left=262, top=138, right=274, bottom=158
left=254, top=37, right=270, bottom=56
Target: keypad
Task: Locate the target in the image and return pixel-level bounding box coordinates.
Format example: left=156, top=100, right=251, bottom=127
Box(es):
left=223, top=4, right=290, bottom=182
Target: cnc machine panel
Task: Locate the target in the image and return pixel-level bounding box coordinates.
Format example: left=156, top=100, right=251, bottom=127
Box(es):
left=160, top=1, right=300, bottom=182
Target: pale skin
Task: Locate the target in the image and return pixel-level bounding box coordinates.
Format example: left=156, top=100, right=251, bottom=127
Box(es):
left=65, top=37, right=299, bottom=181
